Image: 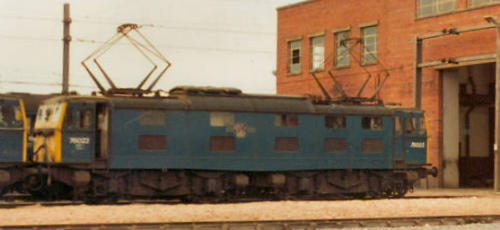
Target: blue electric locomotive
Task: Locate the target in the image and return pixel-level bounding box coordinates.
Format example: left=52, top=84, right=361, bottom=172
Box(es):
left=31, top=86, right=436, bottom=201
left=0, top=94, right=28, bottom=195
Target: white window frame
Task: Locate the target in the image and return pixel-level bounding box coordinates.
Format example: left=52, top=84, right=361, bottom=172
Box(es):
left=469, top=0, right=500, bottom=7
left=287, top=38, right=302, bottom=74
left=309, top=35, right=325, bottom=71
left=361, top=25, right=378, bottom=65
left=417, top=0, right=457, bottom=18
left=334, top=30, right=350, bottom=68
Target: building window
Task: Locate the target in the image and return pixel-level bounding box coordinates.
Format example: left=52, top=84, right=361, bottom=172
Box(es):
left=210, top=112, right=235, bottom=127
left=469, top=0, right=500, bottom=7
left=361, top=26, right=378, bottom=64
left=210, top=136, right=235, bottom=152
left=140, top=110, right=165, bottom=126
left=334, top=31, right=350, bottom=67
left=275, top=137, right=299, bottom=152
left=417, top=0, right=456, bottom=17
left=310, top=36, right=325, bottom=71
left=361, top=139, right=384, bottom=153
left=325, top=116, right=346, bottom=129
left=288, top=40, right=301, bottom=74
left=275, top=114, right=298, bottom=128
left=324, top=138, right=347, bottom=153
left=362, top=117, right=383, bottom=130
left=139, top=135, right=166, bottom=151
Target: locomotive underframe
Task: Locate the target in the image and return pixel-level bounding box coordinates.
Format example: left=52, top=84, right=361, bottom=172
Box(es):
left=27, top=164, right=430, bottom=201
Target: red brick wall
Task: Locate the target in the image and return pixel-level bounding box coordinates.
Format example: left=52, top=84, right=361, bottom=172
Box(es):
left=277, top=0, right=500, bottom=186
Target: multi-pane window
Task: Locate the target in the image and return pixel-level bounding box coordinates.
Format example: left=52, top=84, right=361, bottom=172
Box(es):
left=325, top=116, right=346, bottom=129
left=310, top=36, right=325, bottom=71
left=77, top=109, right=92, bottom=129
left=362, top=117, right=383, bottom=130
left=139, top=110, right=165, bottom=126
left=419, top=117, right=427, bottom=135
left=210, top=112, right=235, bottom=127
left=275, top=114, right=298, bottom=128
left=334, top=31, right=350, bottom=67
left=417, top=0, right=456, bottom=17
left=361, top=26, right=378, bottom=64
left=469, top=0, right=500, bottom=7
left=288, top=40, right=301, bottom=74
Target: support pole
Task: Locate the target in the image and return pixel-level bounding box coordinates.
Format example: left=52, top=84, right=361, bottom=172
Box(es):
left=62, top=3, right=71, bottom=94
left=495, top=24, right=500, bottom=191
left=414, top=37, right=422, bottom=109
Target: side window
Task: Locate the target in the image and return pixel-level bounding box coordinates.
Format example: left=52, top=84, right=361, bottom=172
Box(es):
left=395, top=117, right=402, bottom=136
left=77, top=109, right=92, bottom=129
left=362, top=117, right=383, bottom=130
left=140, top=110, right=165, bottom=126
left=65, top=108, right=74, bottom=128
left=139, top=135, right=166, bottom=151
left=275, top=137, right=299, bottom=152
left=405, top=117, right=417, bottom=134
left=324, top=138, right=347, bottom=153
left=210, top=136, right=235, bottom=152
left=210, top=112, right=235, bottom=127
left=12, top=106, right=23, bottom=127
left=325, top=116, right=346, bottom=129
left=0, top=106, right=11, bottom=126
left=362, top=139, right=384, bottom=153
left=275, top=114, right=298, bottom=128
left=418, top=117, right=427, bottom=135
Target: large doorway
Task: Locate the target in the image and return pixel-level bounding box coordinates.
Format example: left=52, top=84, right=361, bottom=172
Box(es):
left=442, top=63, right=495, bottom=188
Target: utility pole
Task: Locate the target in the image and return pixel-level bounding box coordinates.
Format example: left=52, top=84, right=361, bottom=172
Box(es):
left=62, top=3, right=71, bottom=94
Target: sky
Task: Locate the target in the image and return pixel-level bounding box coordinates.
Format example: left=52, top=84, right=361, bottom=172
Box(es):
left=0, top=0, right=302, bottom=95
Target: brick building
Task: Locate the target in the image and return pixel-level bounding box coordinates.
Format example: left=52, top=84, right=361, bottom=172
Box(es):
left=276, top=0, right=500, bottom=188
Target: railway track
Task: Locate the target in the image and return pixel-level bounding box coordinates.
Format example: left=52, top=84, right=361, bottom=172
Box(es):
left=1, top=215, right=500, bottom=230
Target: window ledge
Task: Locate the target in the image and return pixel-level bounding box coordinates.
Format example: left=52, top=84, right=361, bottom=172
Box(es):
left=309, top=68, right=325, bottom=73
left=287, top=72, right=302, bottom=77
left=360, top=61, right=378, bottom=66
left=333, top=65, right=351, bottom=70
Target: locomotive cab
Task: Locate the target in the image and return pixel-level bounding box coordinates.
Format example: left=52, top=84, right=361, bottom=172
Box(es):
left=33, top=97, right=110, bottom=165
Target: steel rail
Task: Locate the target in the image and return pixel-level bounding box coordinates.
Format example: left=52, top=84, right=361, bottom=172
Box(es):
left=1, top=215, right=500, bottom=230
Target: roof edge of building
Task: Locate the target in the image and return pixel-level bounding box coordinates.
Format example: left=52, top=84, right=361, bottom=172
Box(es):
left=276, top=0, right=320, bottom=11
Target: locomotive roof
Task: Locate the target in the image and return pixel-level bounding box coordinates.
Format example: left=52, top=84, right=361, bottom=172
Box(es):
left=42, top=94, right=402, bottom=116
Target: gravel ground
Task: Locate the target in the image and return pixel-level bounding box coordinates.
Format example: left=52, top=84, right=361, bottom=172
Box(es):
left=364, top=223, right=500, bottom=230
left=1, top=196, right=500, bottom=226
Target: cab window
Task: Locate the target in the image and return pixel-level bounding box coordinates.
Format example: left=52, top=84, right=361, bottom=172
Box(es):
left=0, top=106, right=10, bottom=126
left=12, top=106, right=23, bottom=127
left=65, top=108, right=74, bottom=128
left=77, top=109, right=92, bottom=128
left=394, top=117, right=402, bottom=136
left=405, top=117, right=417, bottom=134
left=418, top=117, right=427, bottom=135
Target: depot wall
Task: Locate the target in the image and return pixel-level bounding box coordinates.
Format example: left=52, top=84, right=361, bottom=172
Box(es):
left=277, top=0, right=500, bottom=187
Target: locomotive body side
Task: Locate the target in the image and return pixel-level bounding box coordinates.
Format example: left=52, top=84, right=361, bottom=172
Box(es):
left=31, top=91, right=435, bottom=200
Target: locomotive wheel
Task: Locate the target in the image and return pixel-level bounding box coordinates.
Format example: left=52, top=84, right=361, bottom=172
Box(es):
left=380, top=176, right=408, bottom=198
